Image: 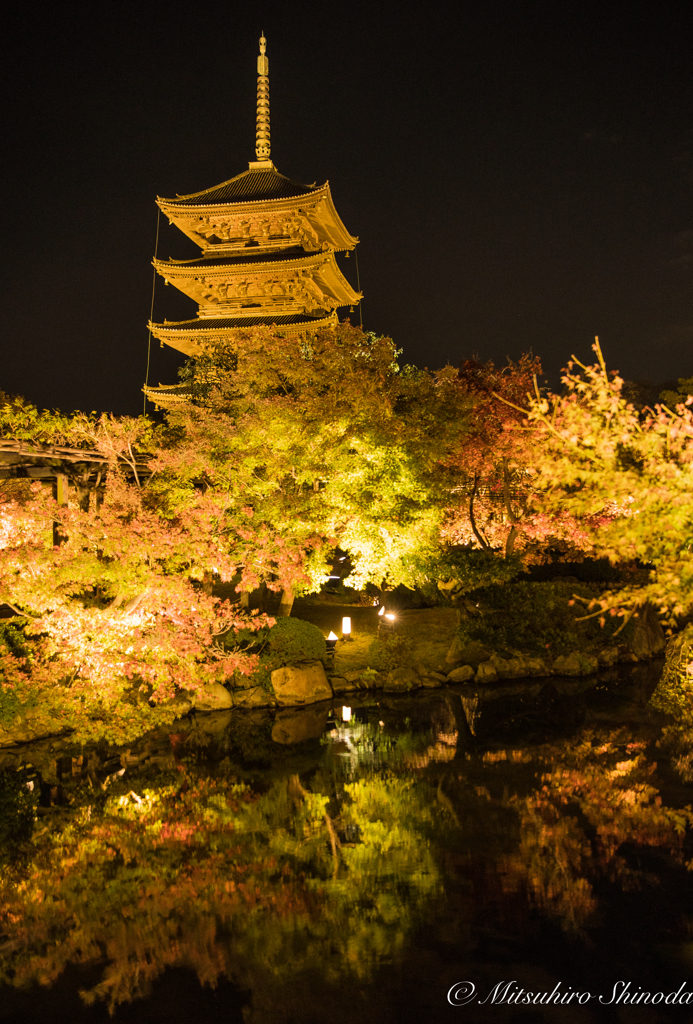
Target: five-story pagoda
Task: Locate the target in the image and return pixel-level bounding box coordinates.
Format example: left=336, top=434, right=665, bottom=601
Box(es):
left=144, top=35, right=361, bottom=407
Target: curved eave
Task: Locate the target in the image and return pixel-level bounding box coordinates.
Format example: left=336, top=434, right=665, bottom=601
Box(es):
left=153, top=250, right=361, bottom=309
left=149, top=312, right=340, bottom=356
left=158, top=181, right=358, bottom=252
left=156, top=168, right=320, bottom=209
left=143, top=383, right=200, bottom=409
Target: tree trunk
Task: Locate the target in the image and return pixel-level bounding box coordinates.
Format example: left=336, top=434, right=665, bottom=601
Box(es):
left=276, top=589, right=294, bottom=617
left=52, top=474, right=69, bottom=546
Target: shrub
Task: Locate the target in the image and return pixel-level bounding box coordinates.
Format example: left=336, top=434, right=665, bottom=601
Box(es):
left=457, top=581, right=635, bottom=657
left=267, top=618, right=326, bottom=665
left=366, top=632, right=414, bottom=673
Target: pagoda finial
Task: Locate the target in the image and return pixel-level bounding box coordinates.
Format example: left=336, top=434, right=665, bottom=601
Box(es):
left=255, top=33, right=271, bottom=162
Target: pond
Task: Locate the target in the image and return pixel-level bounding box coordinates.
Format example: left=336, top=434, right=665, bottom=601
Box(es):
left=3, top=660, right=693, bottom=1024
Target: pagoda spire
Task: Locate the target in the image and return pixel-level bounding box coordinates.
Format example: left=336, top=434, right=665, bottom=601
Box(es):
left=255, top=33, right=271, bottom=162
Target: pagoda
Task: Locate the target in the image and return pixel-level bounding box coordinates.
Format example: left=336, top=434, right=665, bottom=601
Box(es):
left=144, top=35, right=361, bottom=407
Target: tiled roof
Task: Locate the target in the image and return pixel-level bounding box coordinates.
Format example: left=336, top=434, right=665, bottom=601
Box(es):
left=159, top=249, right=307, bottom=269
left=161, top=168, right=319, bottom=207
left=154, top=313, right=336, bottom=331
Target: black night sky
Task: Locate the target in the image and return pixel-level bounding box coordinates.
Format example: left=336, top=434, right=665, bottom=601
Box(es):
left=2, top=0, right=692, bottom=416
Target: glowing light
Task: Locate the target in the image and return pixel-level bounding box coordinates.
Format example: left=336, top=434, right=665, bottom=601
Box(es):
left=327, top=631, right=338, bottom=641
left=342, top=616, right=351, bottom=637
left=385, top=613, right=395, bottom=621
left=342, top=706, right=352, bottom=722
left=378, top=606, right=385, bottom=617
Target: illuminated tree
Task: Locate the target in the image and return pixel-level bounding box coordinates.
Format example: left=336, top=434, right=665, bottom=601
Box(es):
left=166, top=323, right=472, bottom=599
left=523, top=339, right=693, bottom=623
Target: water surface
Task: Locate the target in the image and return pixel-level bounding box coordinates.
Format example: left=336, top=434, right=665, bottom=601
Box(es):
left=3, top=660, right=693, bottom=1024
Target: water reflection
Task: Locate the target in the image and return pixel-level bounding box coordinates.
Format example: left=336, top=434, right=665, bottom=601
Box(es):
left=2, top=663, right=693, bottom=1022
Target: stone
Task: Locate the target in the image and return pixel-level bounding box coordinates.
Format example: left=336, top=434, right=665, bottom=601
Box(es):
left=163, top=693, right=194, bottom=715
left=628, top=604, right=666, bottom=660
left=194, top=710, right=233, bottom=735
left=475, top=661, right=498, bottom=684
left=414, top=663, right=430, bottom=677
left=525, top=657, right=551, bottom=677
left=490, top=654, right=511, bottom=678
left=272, top=706, right=329, bottom=745
left=231, top=685, right=273, bottom=707
left=383, top=667, right=420, bottom=691
left=598, top=646, right=619, bottom=667
left=421, top=676, right=443, bottom=688
left=504, top=657, right=529, bottom=678
left=447, top=665, right=475, bottom=683
left=271, top=660, right=333, bottom=706
left=343, top=670, right=363, bottom=683
left=194, top=682, right=233, bottom=711
left=446, top=638, right=491, bottom=668
left=552, top=652, right=598, bottom=677
left=429, top=671, right=448, bottom=682
left=330, top=676, right=358, bottom=694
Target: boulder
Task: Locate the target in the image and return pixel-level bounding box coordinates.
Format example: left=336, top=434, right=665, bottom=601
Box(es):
left=330, top=676, right=358, bottom=694
left=446, top=638, right=491, bottom=668
left=476, top=661, right=499, bottom=684
left=552, top=652, right=598, bottom=677
left=194, top=710, right=233, bottom=735
left=628, top=604, right=666, bottom=660
left=343, top=670, right=363, bottom=683
left=164, top=692, right=195, bottom=716
left=231, top=685, right=273, bottom=707
left=525, top=657, right=551, bottom=677
left=447, top=665, right=475, bottom=683
left=421, top=676, right=443, bottom=688
left=504, top=656, right=531, bottom=678
left=598, top=646, right=619, bottom=667
left=429, top=671, right=449, bottom=683
left=194, top=682, right=233, bottom=711
left=272, top=706, right=329, bottom=744
left=384, top=666, right=420, bottom=691
left=271, top=660, right=333, bottom=706
left=490, top=654, right=511, bottom=678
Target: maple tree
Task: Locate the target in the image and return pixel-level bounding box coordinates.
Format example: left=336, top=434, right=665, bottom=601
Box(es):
left=0, top=407, right=273, bottom=744
left=441, top=354, right=543, bottom=558
left=523, top=339, right=693, bottom=625
left=166, top=323, right=472, bottom=597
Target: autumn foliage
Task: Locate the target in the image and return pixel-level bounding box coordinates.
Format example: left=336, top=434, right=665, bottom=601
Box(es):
left=3, top=328, right=693, bottom=740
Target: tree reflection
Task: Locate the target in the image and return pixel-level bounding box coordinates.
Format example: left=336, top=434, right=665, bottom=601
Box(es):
left=0, top=765, right=440, bottom=1013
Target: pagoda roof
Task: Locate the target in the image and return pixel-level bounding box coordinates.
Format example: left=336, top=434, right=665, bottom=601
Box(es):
left=152, top=313, right=338, bottom=331
left=159, top=165, right=320, bottom=207
left=158, top=249, right=307, bottom=269
left=153, top=248, right=361, bottom=321
left=149, top=312, right=340, bottom=356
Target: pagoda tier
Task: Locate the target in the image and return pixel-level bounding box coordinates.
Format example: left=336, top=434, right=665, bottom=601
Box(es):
left=152, top=249, right=359, bottom=319
left=148, top=311, right=339, bottom=358
left=144, top=35, right=361, bottom=409
left=158, top=168, right=357, bottom=255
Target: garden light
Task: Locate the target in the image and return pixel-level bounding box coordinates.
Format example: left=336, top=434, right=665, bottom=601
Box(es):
left=342, top=706, right=352, bottom=722
left=342, top=616, right=352, bottom=640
